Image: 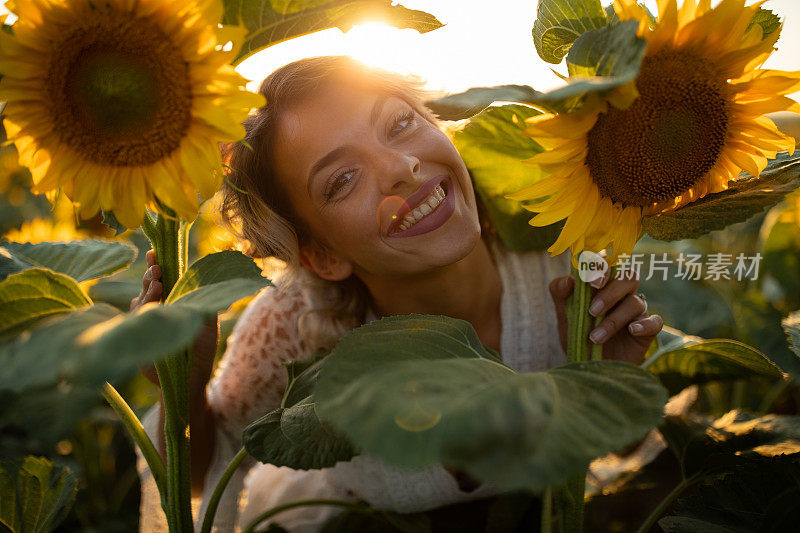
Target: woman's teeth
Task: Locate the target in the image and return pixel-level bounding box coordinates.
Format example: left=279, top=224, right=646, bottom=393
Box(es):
left=395, top=184, right=447, bottom=233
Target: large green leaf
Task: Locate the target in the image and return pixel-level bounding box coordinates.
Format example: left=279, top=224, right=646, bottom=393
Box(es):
left=0, top=303, right=206, bottom=393
left=0, top=240, right=136, bottom=282
left=425, top=85, right=544, bottom=121
left=0, top=385, right=100, bottom=447
left=242, top=350, right=358, bottom=469
left=0, top=269, right=91, bottom=337
left=641, top=337, right=786, bottom=395
left=532, top=19, right=646, bottom=112
left=453, top=103, right=564, bottom=251
left=532, top=0, right=607, bottom=64
left=166, top=250, right=267, bottom=303
left=243, top=398, right=358, bottom=469
left=169, top=278, right=271, bottom=314
left=315, top=315, right=668, bottom=493
left=659, top=455, right=800, bottom=533
left=565, top=18, right=646, bottom=79
left=643, top=152, right=800, bottom=241
left=659, top=409, right=800, bottom=479
left=0, top=456, right=78, bottom=533
left=223, top=0, right=442, bottom=65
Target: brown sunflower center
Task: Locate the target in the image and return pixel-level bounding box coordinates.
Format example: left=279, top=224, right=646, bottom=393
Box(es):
left=584, top=49, right=731, bottom=208
left=46, top=6, right=192, bottom=167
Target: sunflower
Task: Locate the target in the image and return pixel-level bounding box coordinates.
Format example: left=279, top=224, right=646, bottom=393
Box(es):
left=507, top=0, right=800, bottom=265
left=0, top=0, right=265, bottom=228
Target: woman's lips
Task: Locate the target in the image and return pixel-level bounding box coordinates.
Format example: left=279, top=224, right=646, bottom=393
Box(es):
left=386, top=175, right=450, bottom=236
left=388, top=176, right=454, bottom=238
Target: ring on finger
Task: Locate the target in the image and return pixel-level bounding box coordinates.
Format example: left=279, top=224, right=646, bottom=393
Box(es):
left=635, top=292, right=647, bottom=314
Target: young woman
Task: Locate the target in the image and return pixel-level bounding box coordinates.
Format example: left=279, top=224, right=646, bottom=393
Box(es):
left=133, top=56, right=663, bottom=532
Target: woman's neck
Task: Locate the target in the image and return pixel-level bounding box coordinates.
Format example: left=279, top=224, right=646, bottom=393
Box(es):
left=361, top=237, right=503, bottom=352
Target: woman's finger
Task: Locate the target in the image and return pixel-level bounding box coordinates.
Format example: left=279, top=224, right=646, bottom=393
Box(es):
left=143, top=280, right=162, bottom=305
left=146, top=250, right=156, bottom=267
left=588, top=273, right=640, bottom=317
left=628, top=314, right=663, bottom=337
left=589, top=293, right=648, bottom=344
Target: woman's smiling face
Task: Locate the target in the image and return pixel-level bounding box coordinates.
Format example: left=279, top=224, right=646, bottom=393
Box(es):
left=272, top=78, right=482, bottom=281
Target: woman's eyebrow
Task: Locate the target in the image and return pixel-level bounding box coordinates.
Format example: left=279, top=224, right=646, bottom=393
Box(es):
left=306, top=95, right=390, bottom=195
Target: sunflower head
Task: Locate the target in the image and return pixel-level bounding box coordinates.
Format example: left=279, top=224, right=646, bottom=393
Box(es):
left=0, top=0, right=265, bottom=228
left=509, top=0, right=799, bottom=265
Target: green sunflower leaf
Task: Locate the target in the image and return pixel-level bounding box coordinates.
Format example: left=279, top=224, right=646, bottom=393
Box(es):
left=0, top=303, right=206, bottom=393
left=659, top=455, right=800, bottom=533
left=0, top=240, right=137, bottom=282
left=641, top=334, right=786, bottom=396
left=242, top=349, right=357, bottom=469
left=747, top=8, right=781, bottom=41
left=642, top=152, right=800, bottom=241
left=532, top=0, right=608, bottom=64
left=452, top=103, right=564, bottom=251
left=223, top=0, right=443, bottom=65
left=532, top=19, right=646, bottom=112
left=315, top=314, right=668, bottom=493
left=166, top=250, right=268, bottom=303
left=658, top=409, right=800, bottom=480
left=425, top=85, right=544, bottom=121
left=0, top=269, right=91, bottom=338
left=0, top=456, right=78, bottom=533
left=100, top=209, right=127, bottom=237
left=243, top=397, right=358, bottom=470
left=566, top=19, right=646, bottom=79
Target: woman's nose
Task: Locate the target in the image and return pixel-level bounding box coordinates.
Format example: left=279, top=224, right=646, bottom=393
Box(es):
left=375, top=148, right=421, bottom=195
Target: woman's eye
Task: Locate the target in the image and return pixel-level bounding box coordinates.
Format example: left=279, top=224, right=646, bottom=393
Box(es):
left=389, top=110, right=415, bottom=137
left=324, top=169, right=356, bottom=200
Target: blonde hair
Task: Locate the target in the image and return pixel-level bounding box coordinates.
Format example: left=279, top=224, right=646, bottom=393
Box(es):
left=221, top=56, right=495, bottom=353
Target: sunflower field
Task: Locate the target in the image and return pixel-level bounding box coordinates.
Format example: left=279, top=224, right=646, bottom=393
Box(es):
left=2, top=0, right=800, bottom=532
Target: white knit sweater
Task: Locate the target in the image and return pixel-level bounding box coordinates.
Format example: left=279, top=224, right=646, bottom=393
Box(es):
left=135, top=241, right=691, bottom=531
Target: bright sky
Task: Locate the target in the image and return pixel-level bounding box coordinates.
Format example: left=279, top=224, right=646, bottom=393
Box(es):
left=0, top=1, right=797, bottom=95
left=235, top=0, right=800, bottom=96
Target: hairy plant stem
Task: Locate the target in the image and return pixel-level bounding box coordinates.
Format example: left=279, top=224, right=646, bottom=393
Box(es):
left=635, top=472, right=703, bottom=533
left=554, top=263, right=593, bottom=532
left=148, top=211, right=192, bottom=532
left=101, top=382, right=167, bottom=498
left=242, top=499, right=373, bottom=533
left=201, top=447, right=248, bottom=533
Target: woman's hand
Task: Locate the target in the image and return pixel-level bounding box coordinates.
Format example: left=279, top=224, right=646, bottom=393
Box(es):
left=131, top=250, right=219, bottom=493
left=549, top=271, right=663, bottom=365
left=132, top=250, right=218, bottom=389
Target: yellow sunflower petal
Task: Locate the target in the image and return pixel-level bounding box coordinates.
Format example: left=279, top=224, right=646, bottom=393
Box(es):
left=611, top=207, right=642, bottom=260
left=548, top=184, right=599, bottom=255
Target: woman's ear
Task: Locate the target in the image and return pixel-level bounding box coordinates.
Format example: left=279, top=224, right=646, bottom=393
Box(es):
left=299, top=241, right=353, bottom=281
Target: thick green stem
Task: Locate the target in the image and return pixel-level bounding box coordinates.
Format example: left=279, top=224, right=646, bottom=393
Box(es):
left=146, top=211, right=192, bottom=532
left=566, top=264, right=593, bottom=363
left=101, top=382, right=167, bottom=498
left=635, top=473, right=702, bottom=533
left=242, top=499, right=373, bottom=533
left=541, top=487, right=553, bottom=532
left=201, top=447, right=248, bottom=533
left=554, top=263, right=594, bottom=531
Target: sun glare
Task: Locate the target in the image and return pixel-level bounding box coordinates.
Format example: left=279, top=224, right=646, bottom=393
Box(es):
left=236, top=0, right=800, bottom=99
